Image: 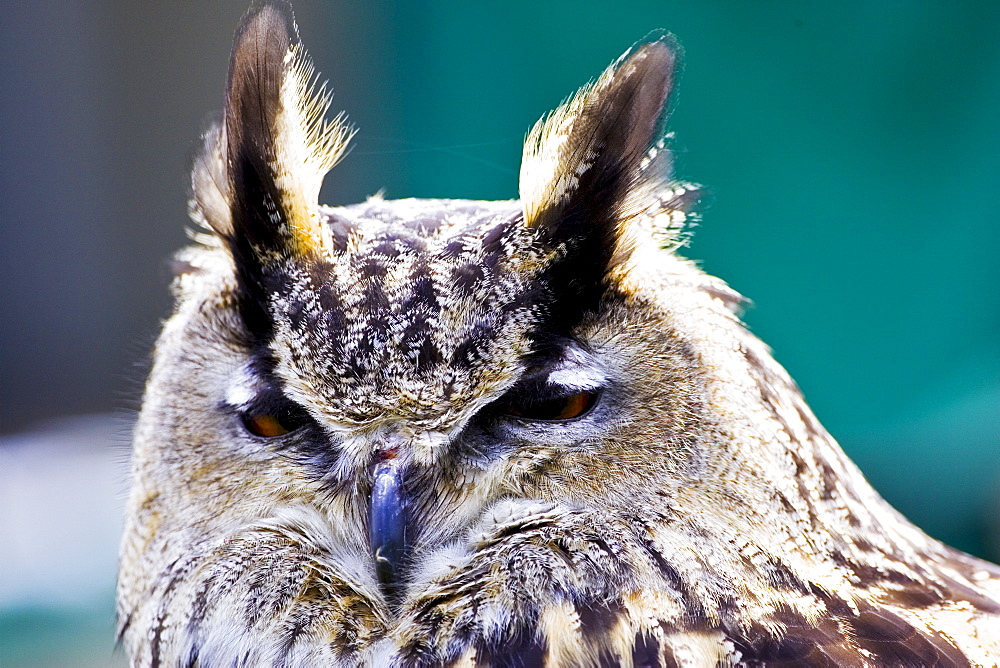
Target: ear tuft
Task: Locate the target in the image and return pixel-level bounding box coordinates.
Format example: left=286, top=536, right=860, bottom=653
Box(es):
left=519, top=33, right=701, bottom=326
left=223, top=1, right=353, bottom=258
left=191, top=2, right=354, bottom=341
left=520, top=34, right=678, bottom=230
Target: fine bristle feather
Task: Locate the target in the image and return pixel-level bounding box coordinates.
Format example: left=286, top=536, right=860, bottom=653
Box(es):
left=187, top=119, right=231, bottom=244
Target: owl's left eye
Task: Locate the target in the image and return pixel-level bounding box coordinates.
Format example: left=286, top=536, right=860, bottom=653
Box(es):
left=243, top=413, right=294, bottom=437
left=502, top=390, right=600, bottom=421
left=239, top=399, right=311, bottom=439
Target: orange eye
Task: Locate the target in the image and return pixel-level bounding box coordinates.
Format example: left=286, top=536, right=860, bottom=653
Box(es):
left=238, top=396, right=311, bottom=439
left=504, top=391, right=599, bottom=421
left=242, top=413, right=292, bottom=438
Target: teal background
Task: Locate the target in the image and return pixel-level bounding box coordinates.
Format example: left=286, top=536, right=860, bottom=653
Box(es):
left=1, top=1, right=997, bottom=664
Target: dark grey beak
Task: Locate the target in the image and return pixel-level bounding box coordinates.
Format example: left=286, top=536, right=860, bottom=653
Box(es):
left=369, top=458, right=408, bottom=605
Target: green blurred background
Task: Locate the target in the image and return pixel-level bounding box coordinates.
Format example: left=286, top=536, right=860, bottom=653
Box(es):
left=1, top=1, right=997, bottom=664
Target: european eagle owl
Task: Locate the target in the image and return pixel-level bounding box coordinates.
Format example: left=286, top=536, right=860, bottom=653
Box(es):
left=117, top=2, right=1000, bottom=665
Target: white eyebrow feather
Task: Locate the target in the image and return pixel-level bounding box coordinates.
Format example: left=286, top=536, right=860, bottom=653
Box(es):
left=225, top=364, right=260, bottom=408
left=546, top=347, right=607, bottom=390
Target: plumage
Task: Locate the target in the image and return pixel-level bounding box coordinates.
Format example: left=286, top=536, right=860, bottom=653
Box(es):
left=117, top=2, right=1000, bottom=665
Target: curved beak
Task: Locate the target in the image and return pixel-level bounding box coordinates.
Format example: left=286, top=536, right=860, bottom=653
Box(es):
left=369, top=457, right=408, bottom=605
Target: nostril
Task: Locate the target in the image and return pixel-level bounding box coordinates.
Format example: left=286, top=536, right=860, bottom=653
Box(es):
left=375, top=444, right=400, bottom=462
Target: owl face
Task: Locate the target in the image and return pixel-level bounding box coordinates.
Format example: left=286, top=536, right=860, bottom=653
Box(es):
left=165, top=0, right=703, bottom=540
left=159, top=154, right=708, bottom=587
left=119, top=3, right=1000, bottom=665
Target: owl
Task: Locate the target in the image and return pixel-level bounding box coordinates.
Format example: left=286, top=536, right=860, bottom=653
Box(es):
left=117, top=2, right=1000, bottom=666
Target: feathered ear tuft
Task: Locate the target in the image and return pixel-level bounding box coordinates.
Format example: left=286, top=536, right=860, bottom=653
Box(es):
left=520, top=33, right=701, bottom=327
left=188, top=2, right=353, bottom=340
left=223, top=1, right=353, bottom=259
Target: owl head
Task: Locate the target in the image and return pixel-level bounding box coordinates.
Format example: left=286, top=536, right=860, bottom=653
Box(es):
left=119, top=3, right=1000, bottom=664
left=166, top=1, right=709, bottom=580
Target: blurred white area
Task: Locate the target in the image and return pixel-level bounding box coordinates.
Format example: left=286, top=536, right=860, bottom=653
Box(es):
left=0, top=413, right=131, bottom=666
